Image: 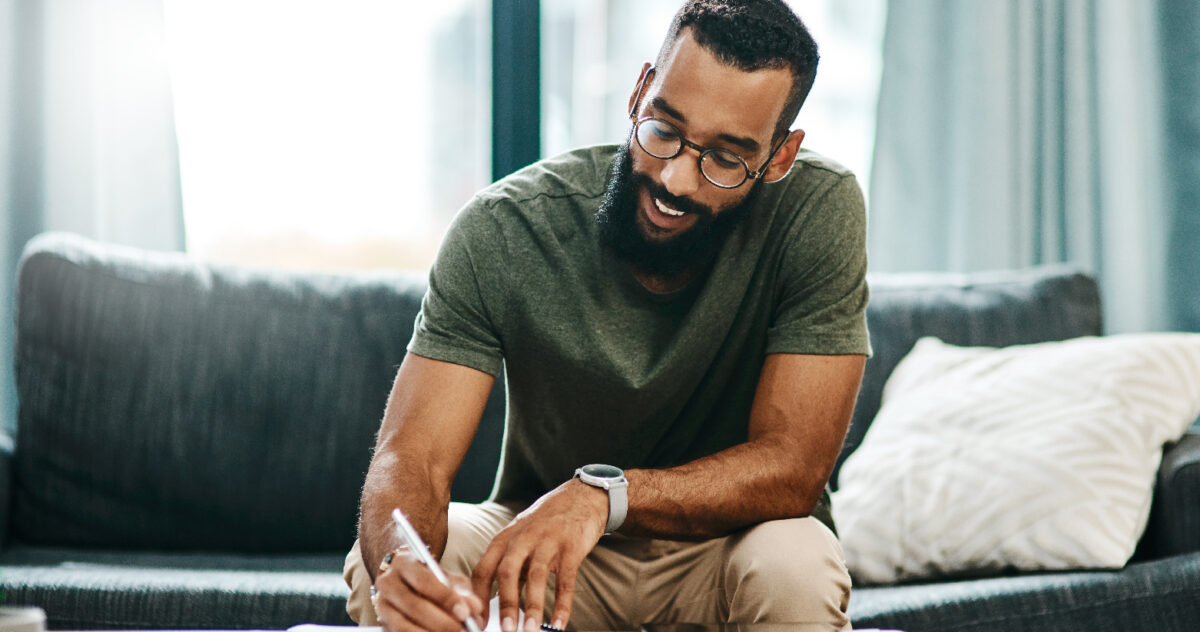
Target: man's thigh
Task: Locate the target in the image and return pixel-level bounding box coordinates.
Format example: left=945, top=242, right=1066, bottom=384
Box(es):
left=343, top=501, right=517, bottom=625
left=348, top=510, right=849, bottom=629
left=584, top=516, right=851, bottom=629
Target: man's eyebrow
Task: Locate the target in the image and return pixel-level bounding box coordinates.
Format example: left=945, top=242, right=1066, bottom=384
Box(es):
left=649, top=96, right=762, bottom=154
left=650, top=96, right=687, bottom=123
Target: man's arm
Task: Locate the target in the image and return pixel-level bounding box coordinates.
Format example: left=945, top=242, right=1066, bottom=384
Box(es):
left=472, top=352, right=865, bottom=632
left=620, top=352, right=864, bottom=538
left=360, top=352, right=495, bottom=631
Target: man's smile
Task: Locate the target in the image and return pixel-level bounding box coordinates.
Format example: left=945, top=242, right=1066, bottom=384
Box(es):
left=641, top=189, right=698, bottom=234
left=635, top=174, right=716, bottom=237
left=655, top=198, right=686, bottom=217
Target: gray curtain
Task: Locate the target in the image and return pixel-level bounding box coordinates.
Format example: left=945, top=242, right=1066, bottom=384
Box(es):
left=1, top=0, right=185, bottom=437
left=1161, top=1, right=1200, bottom=333
left=869, top=0, right=1198, bottom=334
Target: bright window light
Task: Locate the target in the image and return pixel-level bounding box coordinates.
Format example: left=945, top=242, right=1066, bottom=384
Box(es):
left=164, top=0, right=490, bottom=270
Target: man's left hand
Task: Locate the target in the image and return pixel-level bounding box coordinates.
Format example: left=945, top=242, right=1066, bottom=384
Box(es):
left=471, top=479, right=609, bottom=632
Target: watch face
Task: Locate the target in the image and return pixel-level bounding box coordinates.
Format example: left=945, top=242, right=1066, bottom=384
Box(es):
left=582, top=463, right=623, bottom=479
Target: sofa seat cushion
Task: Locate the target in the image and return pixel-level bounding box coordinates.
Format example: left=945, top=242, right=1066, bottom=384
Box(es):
left=0, top=545, right=351, bottom=629
left=848, top=551, right=1200, bottom=632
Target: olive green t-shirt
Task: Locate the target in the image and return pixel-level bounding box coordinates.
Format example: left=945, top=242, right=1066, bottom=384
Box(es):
left=410, top=144, right=869, bottom=523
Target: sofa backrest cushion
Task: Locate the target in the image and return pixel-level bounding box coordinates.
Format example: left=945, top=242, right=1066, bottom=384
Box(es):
left=13, top=233, right=1104, bottom=548
left=13, top=232, right=504, bottom=552
left=835, top=265, right=1103, bottom=488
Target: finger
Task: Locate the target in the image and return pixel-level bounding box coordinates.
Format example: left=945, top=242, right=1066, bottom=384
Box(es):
left=474, top=532, right=520, bottom=630
left=495, top=549, right=529, bottom=632
left=449, top=573, right=487, bottom=627
left=549, top=565, right=578, bottom=632
left=394, top=557, right=481, bottom=632
left=520, top=548, right=556, bottom=632
left=394, top=556, right=466, bottom=615
left=375, top=568, right=466, bottom=632
left=375, top=593, right=424, bottom=632
left=472, top=539, right=504, bottom=611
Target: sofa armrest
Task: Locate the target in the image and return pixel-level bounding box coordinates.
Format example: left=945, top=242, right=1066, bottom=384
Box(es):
left=1149, top=429, right=1200, bottom=557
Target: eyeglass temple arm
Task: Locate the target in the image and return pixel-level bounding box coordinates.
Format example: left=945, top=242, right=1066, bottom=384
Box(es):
left=628, top=66, right=656, bottom=119
left=748, top=133, right=790, bottom=180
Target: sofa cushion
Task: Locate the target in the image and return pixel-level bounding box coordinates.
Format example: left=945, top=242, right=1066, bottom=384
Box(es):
left=837, top=266, right=1103, bottom=488
left=0, top=545, right=350, bottom=629
left=12, top=232, right=504, bottom=553
left=1150, top=431, right=1200, bottom=557
left=848, top=550, right=1200, bottom=632
left=835, top=334, right=1200, bottom=584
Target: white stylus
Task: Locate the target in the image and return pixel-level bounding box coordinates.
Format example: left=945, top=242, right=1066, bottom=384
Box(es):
left=392, top=507, right=484, bottom=632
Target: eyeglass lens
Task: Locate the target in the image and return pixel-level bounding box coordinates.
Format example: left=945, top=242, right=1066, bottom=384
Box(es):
left=634, top=118, right=748, bottom=188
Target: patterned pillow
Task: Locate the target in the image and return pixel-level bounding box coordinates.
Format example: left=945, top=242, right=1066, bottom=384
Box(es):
left=833, top=334, right=1200, bottom=584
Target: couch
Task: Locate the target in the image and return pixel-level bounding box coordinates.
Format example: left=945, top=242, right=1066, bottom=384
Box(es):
left=2, top=231, right=1197, bottom=630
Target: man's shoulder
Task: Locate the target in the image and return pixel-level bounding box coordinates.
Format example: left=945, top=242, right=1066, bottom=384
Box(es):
left=743, top=148, right=866, bottom=257
left=754, top=148, right=864, bottom=222
left=473, top=144, right=617, bottom=209
left=444, top=145, right=616, bottom=258
left=787, top=148, right=858, bottom=184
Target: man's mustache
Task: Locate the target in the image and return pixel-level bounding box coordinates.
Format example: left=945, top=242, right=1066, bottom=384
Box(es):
left=631, top=171, right=715, bottom=219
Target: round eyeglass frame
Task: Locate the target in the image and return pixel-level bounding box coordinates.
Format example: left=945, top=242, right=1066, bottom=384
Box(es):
left=627, top=66, right=787, bottom=190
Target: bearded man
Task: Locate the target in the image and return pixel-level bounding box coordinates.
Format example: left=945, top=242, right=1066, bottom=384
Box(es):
left=344, top=1, right=870, bottom=630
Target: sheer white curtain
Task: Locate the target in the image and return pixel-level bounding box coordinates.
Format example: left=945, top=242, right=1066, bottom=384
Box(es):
left=1, top=0, right=184, bottom=435
left=869, top=0, right=1168, bottom=333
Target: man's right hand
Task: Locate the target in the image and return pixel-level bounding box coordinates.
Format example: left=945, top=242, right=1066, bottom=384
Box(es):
left=372, top=549, right=486, bottom=632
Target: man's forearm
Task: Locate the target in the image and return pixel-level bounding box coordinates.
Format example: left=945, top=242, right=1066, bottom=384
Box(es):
left=358, top=354, right=495, bottom=581
left=617, top=353, right=863, bottom=540
left=618, top=433, right=830, bottom=540
left=359, top=450, right=452, bottom=581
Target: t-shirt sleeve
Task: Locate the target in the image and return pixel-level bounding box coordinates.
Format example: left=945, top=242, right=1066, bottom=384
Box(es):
left=407, top=199, right=506, bottom=376
left=766, top=172, right=872, bottom=356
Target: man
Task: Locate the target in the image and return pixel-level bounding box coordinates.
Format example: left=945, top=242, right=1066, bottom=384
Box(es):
left=344, top=1, right=869, bottom=630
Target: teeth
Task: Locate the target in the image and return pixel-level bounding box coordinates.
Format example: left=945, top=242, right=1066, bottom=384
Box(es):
left=655, top=198, right=686, bottom=217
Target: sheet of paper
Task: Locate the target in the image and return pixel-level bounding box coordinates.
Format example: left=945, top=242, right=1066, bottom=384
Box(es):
left=288, top=597, right=516, bottom=632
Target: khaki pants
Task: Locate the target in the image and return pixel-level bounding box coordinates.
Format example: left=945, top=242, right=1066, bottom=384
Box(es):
left=344, top=502, right=852, bottom=630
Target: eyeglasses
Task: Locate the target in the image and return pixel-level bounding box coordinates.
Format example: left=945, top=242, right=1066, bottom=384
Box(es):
left=628, top=67, right=786, bottom=189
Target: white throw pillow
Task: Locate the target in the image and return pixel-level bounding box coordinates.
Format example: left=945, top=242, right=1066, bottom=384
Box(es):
left=833, top=334, right=1200, bottom=585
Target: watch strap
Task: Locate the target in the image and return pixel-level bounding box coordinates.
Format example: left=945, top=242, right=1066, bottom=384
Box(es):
left=605, top=480, right=627, bottom=533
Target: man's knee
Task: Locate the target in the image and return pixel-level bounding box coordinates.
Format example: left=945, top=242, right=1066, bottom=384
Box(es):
left=440, top=502, right=499, bottom=576
left=344, top=538, right=379, bottom=625
left=722, top=517, right=851, bottom=627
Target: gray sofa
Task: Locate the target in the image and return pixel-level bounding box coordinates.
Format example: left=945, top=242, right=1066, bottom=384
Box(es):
left=2, top=231, right=1198, bottom=631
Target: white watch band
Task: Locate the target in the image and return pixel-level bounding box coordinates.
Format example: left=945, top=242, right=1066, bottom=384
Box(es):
left=605, top=480, right=628, bottom=533
left=575, top=464, right=629, bottom=534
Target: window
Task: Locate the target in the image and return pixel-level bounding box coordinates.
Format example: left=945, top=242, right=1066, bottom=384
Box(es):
left=166, top=1, right=884, bottom=272
left=164, top=0, right=490, bottom=271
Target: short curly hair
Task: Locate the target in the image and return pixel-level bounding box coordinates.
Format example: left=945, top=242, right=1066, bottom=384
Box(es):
left=655, top=0, right=820, bottom=138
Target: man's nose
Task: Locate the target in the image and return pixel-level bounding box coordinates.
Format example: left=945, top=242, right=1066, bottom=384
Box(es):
left=658, top=148, right=703, bottom=199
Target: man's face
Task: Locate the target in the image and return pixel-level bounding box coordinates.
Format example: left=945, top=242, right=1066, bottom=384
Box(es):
left=597, top=30, right=795, bottom=278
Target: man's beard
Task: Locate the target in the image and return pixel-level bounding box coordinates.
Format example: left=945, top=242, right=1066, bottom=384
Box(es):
left=595, top=142, right=761, bottom=279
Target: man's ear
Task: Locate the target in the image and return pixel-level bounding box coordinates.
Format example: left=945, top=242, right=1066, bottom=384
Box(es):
left=763, top=129, right=805, bottom=183
left=627, top=63, right=653, bottom=118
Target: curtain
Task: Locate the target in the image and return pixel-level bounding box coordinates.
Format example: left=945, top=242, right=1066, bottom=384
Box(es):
left=1, top=0, right=185, bottom=436
left=868, top=0, right=1197, bottom=334
left=1160, top=1, right=1200, bottom=333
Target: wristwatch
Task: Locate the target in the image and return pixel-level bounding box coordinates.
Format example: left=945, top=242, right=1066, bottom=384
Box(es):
left=574, top=464, right=628, bottom=534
